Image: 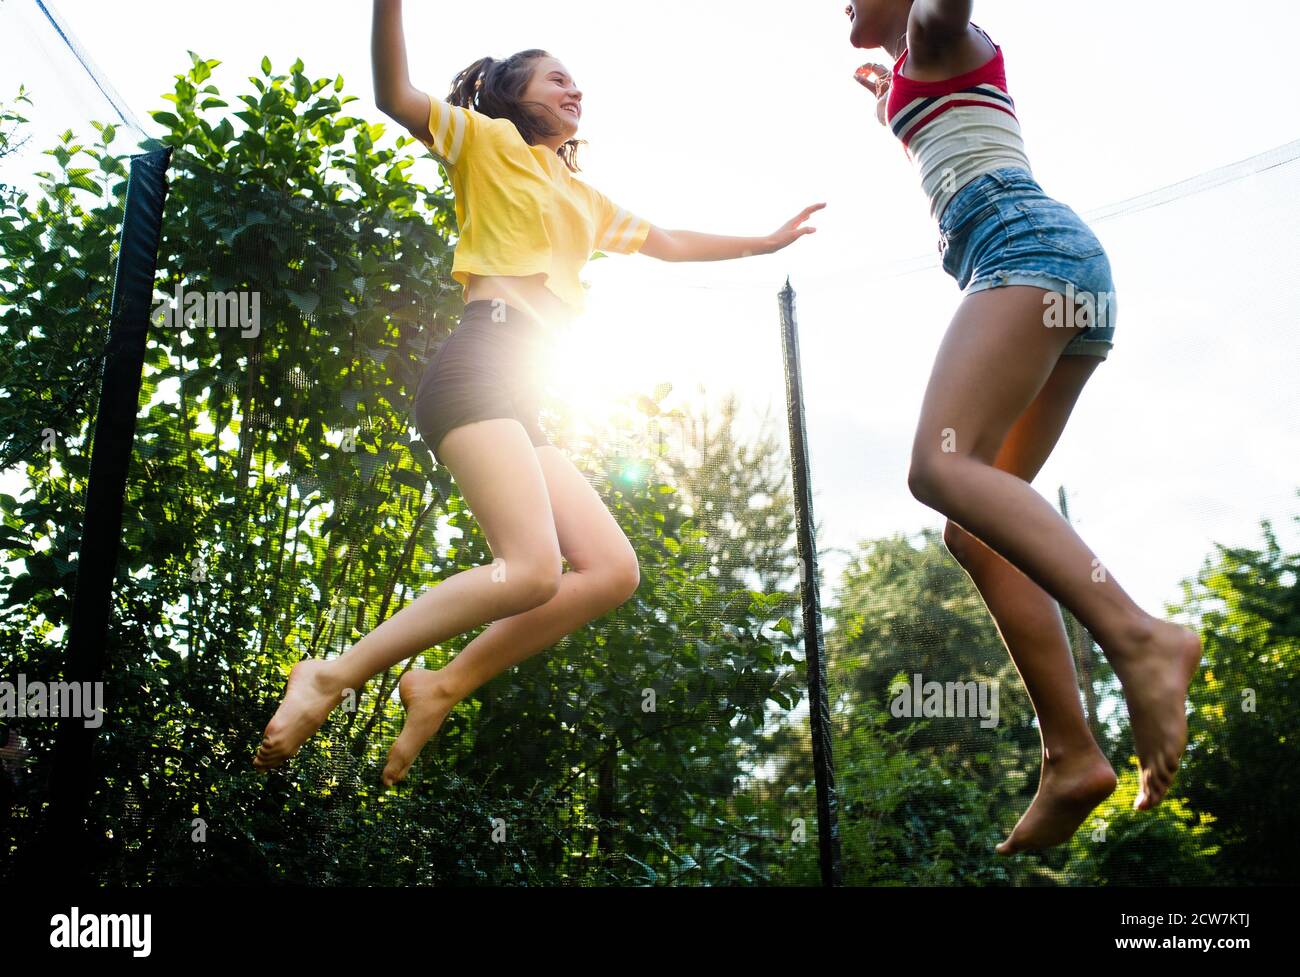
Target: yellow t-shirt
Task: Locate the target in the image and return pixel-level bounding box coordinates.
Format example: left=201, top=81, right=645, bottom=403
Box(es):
left=416, top=94, right=652, bottom=316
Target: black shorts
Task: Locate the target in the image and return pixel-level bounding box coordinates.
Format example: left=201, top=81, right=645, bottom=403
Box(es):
left=412, top=300, right=551, bottom=466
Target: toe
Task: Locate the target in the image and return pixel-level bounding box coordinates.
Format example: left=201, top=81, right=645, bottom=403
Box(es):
left=1134, top=773, right=1152, bottom=810
left=1148, top=769, right=1171, bottom=806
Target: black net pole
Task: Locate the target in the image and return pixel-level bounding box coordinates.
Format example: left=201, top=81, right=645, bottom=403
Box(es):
left=778, top=278, right=842, bottom=886
left=40, top=147, right=172, bottom=882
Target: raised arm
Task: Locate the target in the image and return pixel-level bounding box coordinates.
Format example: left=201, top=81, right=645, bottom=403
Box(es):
left=639, top=204, right=826, bottom=263
left=909, top=0, right=974, bottom=62
left=372, top=0, right=433, bottom=142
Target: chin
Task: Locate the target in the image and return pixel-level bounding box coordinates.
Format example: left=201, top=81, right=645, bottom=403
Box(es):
left=849, top=15, right=887, bottom=50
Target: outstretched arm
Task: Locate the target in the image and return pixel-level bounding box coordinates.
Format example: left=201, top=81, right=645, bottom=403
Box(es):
left=639, top=204, right=826, bottom=262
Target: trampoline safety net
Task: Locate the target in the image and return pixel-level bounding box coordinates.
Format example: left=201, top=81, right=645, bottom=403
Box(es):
left=1, top=0, right=1297, bottom=887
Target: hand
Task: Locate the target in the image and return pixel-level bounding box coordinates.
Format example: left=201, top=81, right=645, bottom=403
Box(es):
left=854, top=63, right=892, bottom=125
left=766, top=203, right=826, bottom=254
left=854, top=63, right=892, bottom=98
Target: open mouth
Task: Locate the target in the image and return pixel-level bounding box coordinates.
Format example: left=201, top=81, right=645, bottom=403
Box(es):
left=561, top=103, right=581, bottom=119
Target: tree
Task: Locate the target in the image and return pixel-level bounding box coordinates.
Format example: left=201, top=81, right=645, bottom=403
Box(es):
left=1173, top=507, right=1300, bottom=884
left=1, top=54, right=805, bottom=885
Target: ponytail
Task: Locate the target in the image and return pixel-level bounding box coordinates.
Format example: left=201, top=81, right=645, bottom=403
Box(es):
left=445, top=49, right=585, bottom=172
left=447, top=56, right=495, bottom=110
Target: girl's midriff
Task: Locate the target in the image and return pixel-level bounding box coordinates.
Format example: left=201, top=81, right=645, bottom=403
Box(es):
left=465, top=273, right=576, bottom=328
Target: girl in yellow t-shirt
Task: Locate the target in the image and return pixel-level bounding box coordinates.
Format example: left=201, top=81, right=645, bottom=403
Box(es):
left=254, top=0, right=823, bottom=781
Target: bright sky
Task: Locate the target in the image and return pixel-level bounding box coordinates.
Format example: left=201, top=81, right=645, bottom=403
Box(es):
left=3, top=0, right=1299, bottom=620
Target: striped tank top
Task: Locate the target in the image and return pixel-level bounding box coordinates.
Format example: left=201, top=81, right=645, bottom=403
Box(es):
left=885, top=23, right=1032, bottom=221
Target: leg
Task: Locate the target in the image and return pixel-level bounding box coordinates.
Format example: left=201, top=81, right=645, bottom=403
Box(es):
left=382, top=443, right=641, bottom=784
left=943, top=354, right=1117, bottom=853
left=909, top=286, right=1200, bottom=811
left=253, top=417, right=564, bottom=770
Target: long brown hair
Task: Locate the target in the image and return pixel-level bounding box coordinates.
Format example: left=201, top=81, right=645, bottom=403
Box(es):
left=447, top=49, right=585, bottom=172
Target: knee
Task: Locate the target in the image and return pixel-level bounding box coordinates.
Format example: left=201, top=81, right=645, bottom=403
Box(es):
left=908, top=436, right=979, bottom=508
left=907, top=454, right=947, bottom=507
left=505, top=556, right=563, bottom=613
left=600, top=550, right=641, bottom=609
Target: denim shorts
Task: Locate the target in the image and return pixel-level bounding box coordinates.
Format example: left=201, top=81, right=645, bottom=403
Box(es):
left=938, top=167, right=1116, bottom=359
left=412, top=300, right=551, bottom=466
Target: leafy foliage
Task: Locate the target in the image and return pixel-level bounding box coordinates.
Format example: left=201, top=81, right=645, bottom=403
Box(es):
left=1172, top=508, right=1300, bottom=884
left=0, top=61, right=805, bottom=884
left=2, top=54, right=1294, bottom=886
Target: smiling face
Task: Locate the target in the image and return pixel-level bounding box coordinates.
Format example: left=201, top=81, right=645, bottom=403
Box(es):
left=522, top=56, right=583, bottom=140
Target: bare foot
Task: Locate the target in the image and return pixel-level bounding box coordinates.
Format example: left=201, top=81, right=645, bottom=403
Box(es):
left=382, top=669, right=459, bottom=786
left=252, top=659, right=349, bottom=771
left=1109, top=618, right=1202, bottom=810
left=996, top=747, right=1118, bottom=855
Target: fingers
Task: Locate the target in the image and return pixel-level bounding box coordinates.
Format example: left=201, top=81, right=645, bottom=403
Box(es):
left=766, top=204, right=825, bottom=252
left=854, top=63, right=892, bottom=97
left=782, top=205, right=824, bottom=239
left=790, top=202, right=826, bottom=227
left=774, top=226, right=818, bottom=252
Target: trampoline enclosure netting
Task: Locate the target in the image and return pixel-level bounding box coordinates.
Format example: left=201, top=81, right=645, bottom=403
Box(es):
left=1, top=3, right=1297, bottom=886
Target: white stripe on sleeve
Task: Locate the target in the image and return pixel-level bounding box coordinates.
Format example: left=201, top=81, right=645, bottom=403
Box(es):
left=426, top=97, right=469, bottom=166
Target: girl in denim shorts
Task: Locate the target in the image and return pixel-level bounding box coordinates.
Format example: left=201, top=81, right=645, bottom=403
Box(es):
left=846, top=1, right=1201, bottom=855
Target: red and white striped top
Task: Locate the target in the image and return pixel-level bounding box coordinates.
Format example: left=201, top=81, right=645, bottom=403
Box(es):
left=885, top=24, right=1032, bottom=221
